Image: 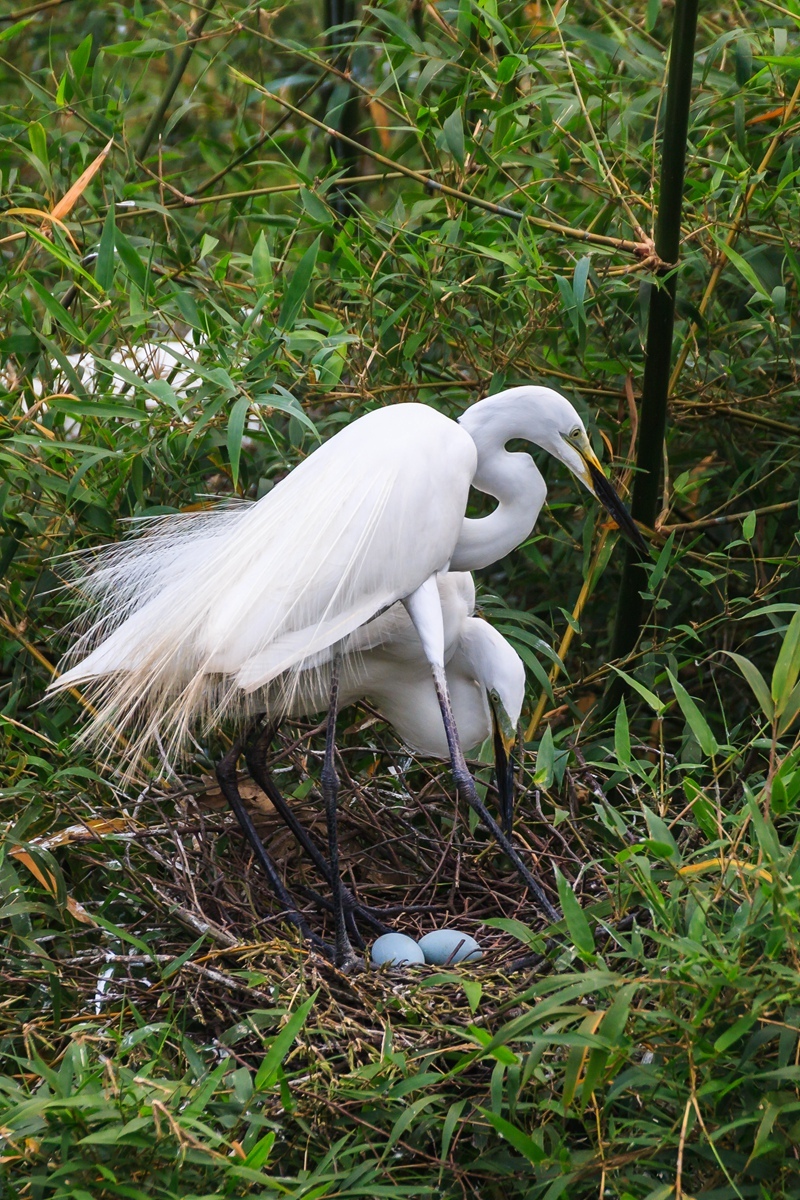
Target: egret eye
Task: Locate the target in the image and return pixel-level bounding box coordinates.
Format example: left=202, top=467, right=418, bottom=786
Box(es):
left=570, top=426, right=581, bottom=439
left=490, top=689, right=501, bottom=705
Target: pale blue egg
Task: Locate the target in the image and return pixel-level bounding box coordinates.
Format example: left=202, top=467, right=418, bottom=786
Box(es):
left=371, top=932, right=425, bottom=967
left=419, top=929, right=482, bottom=965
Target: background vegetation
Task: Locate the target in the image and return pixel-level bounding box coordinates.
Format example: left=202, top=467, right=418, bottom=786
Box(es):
left=1, top=0, right=800, bottom=1194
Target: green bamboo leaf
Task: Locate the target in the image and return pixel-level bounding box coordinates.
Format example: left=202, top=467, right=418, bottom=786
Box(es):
left=746, top=787, right=782, bottom=860
left=95, top=204, right=116, bottom=291
left=299, top=186, right=333, bottom=226
left=771, top=608, right=800, bottom=713
left=227, top=395, right=251, bottom=490
left=254, top=992, right=316, bottom=1089
left=69, top=33, right=93, bottom=85
left=724, top=652, right=774, bottom=721
left=573, top=255, right=590, bottom=315
left=27, top=277, right=84, bottom=344
left=440, top=1100, right=466, bottom=1161
left=386, top=1095, right=439, bottom=1150
left=777, top=679, right=800, bottom=736
left=366, top=6, right=424, bottom=51
left=251, top=231, right=272, bottom=290
left=614, top=698, right=632, bottom=768
left=102, top=37, right=172, bottom=56
left=533, top=724, right=554, bottom=786
left=735, top=35, right=753, bottom=84
left=648, top=529, right=675, bottom=592
left=497, top=54, right=520, bottom=83
left=278, top=236, right=320, bottom=331
left=710, top=232, right=770, bottom=299
left=581, top=984, right=637, bottom=1103
left=714, top=1013, right=756, bottom=1054
left=482, top=916, right=545, bottom=949
left=480, top=1110, right=545, bottom=1163
left=28, top=120, right=47, bottom=168
left=0, top=17, right=33, bottom=43
left=114, top=226, right=148, bottom=291
left=555, top=868, right=594, bottom=956
left=562, top=1010, right=606, bottom=1107
left=161, top=934, right=205, bottom=981
left=242, top=1130, right=276, bottom=1170
left=443, top=108, right=465, bottom=166
left=48, top=399, right=142, bottom=421
left=256, top=388, right=319, bottom=438
left=461, top=980, right=482, bottom=1013
left=93, top=357, right=181, bottom=412
left=641, top=805, right=680, bottom=863
left=611, top=667, right=665, bottom=714
left=667, top=670, right=719, bottom=757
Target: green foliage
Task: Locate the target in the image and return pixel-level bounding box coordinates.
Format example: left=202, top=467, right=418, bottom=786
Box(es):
left=1, top=0, right=800, bottom=1196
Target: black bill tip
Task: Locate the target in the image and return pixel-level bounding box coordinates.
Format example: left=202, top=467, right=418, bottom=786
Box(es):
left=587, top=461, right=649, bottom=555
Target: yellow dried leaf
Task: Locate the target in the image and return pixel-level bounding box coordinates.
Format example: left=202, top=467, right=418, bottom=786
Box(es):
left=66, top=896, right=97, bottom=926
left=50, top=138, right=113, bottom=221
left=10, top=849, right=57, bottom=896
left=368, top=99, right=392, bottom=151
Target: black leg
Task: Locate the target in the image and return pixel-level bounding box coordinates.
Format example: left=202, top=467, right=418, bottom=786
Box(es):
left=216, top=741, right=331, bottom=954
left=244, top=724, right=390, bottom=941
left=322, top=656, right=361, bottom=969
left=431, top=665, right=561, bottom=923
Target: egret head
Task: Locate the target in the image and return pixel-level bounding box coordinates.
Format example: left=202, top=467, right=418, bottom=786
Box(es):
left=511, top=387, right=647, bottom=554
left=459, top=619, right=525, bottom=755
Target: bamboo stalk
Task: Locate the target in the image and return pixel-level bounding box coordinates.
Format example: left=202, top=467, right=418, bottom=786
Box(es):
left=0, top=0, right=76, bottom=19
left=610, top=0, right=699, bottom=660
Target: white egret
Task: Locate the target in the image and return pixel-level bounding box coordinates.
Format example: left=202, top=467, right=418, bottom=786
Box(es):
left=49, top=385, right=645, bottom=963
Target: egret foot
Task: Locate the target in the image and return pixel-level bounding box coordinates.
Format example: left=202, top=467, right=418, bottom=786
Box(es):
left=215, top=742, right=332, bottom=956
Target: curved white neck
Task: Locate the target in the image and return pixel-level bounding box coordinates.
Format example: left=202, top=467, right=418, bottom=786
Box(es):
left=449, top=392, right=549, bottom=572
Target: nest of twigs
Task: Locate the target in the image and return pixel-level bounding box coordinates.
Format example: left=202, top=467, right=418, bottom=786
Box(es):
left=37, top=713, right=616, bottom=1051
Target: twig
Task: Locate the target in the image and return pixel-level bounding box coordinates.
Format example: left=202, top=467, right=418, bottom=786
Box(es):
left=661, top=500, right=794, bottom=532
left=0, top=0, right=77, bottom=19
left=684, top=402, right=800, bottom=437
